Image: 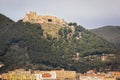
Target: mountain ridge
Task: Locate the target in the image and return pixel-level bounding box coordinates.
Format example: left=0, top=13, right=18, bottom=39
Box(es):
left=90, top=26, right=120, bottom=48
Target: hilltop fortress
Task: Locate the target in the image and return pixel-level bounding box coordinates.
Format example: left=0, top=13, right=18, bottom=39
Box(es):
left=23, top=11, right=67, bottom=26
left=23, top=11, right=75, bottom=38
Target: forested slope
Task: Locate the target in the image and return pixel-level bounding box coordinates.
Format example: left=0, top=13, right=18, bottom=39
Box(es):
left=0, top=14, right=118, bottom=73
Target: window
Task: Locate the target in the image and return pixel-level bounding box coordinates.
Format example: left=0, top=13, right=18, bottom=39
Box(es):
left=48, top=19, right=52, bottom=22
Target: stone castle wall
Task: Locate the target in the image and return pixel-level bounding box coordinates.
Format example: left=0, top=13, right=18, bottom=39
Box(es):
left=23, top=11, right=67, bottom=26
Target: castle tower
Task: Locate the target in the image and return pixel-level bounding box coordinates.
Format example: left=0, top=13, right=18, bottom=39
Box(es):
left=23, top=11, right=37, bottom=22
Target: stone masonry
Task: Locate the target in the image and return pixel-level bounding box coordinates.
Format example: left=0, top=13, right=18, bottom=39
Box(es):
left=23, top=11, right=67, bottom=26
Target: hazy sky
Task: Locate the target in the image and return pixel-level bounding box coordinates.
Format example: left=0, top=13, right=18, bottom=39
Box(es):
left=0, top=0, right=120, bottom=29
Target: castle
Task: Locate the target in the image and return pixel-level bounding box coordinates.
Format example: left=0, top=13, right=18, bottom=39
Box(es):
left=23, top=11, right=67, bottom=26
left=23, top=11, right=75, bottom=38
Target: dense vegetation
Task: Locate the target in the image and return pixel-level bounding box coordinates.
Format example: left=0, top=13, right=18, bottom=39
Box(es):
left=0, top=14, right=119, bottom=73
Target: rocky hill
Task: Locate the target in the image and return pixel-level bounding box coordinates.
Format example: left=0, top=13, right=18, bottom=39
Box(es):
left=23, top=11, right=74, bottom=38
left=0, top=13, right=119, bottom=73
left=90, top=26, right=120, bottom=48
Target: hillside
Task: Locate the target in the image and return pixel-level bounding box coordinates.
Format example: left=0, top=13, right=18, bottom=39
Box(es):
left=0, top=13, right=119, bottom=73
left=90, top=26, right=120, bottom=48
left=0, top=14, right=15, bottom=56
left=23, top=11, right=71, bottom=38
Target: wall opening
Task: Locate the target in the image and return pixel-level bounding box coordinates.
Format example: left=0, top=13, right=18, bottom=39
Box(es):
left=48, top=19, right=52, bottom=22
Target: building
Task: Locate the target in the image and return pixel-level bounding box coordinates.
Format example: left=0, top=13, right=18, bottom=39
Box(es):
left=34, top=70, right=57, bottom=80
left=1, top=69, right=76, bottom=80
left=54, top=69, right=76, bottom=80
left=1, top=69, right=36, bottom=80
left=79, top=70, right=105, bottom=80
left=108, top=71, right=120, bottom=79
left=34, top=69, right=76, bottom=80
left=101, top=54, right=115, bottom=62
left=78, top=70, right=120, bottom=80
left=23, top=11, right=67, bottom=26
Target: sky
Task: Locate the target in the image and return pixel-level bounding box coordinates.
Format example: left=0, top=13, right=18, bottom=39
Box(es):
left=0, top=0, right=120, bottom=29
